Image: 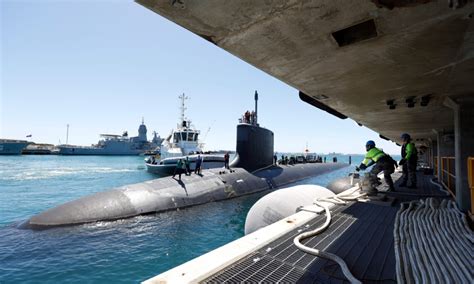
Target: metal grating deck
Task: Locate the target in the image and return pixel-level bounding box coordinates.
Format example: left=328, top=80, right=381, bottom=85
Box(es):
left=202, top=173, right=448, bottom=283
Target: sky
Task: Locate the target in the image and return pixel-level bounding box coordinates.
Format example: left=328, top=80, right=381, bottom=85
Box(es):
left=1, top=0, right=400, bottom=154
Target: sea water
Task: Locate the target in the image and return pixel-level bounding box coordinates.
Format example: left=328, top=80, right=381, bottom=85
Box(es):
left=0, top=154, right=381, bottom=283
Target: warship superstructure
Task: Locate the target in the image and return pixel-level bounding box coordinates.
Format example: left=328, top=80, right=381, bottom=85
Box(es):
left=58, top=120, right=162, bottom=155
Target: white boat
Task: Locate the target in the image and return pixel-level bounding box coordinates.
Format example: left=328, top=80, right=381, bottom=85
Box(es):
left=146, top=154, right=225, bottom=176
left=160, top=94, right=204, bottom=159
left=145, top=94, right=225, bottom=175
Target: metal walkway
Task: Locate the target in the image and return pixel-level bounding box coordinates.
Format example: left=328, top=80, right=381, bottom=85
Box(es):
left=202, top=172, right=450, bottom=283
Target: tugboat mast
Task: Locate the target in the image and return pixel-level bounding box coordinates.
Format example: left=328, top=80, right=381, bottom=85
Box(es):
left=179, top=93, right=189, bottom=128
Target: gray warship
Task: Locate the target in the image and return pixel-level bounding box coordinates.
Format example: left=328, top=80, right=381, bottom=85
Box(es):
left=0, top=139, right=30, bottom=155
left=58, top=120, right=162, bottom=155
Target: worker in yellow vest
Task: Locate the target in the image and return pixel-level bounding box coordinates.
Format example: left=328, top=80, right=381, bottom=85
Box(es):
left=356, top=140, right=397, bottom=194
left=399, top=133, right=418, bottom=188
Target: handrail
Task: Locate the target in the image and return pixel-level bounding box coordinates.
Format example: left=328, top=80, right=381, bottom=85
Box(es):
left=440, top=157, right=456, bottom=197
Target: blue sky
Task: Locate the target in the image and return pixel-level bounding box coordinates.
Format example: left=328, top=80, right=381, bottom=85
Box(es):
left=1, top=0, right=400, bottom=154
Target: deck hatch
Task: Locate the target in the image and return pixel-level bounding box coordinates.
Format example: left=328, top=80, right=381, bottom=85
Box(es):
left=332, top=19, right=378, bottom=47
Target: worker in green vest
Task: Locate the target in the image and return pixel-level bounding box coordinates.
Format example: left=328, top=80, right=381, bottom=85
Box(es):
left=399, top=133, right=418, bottom=188
left=356, top=140, right=396, bottom=194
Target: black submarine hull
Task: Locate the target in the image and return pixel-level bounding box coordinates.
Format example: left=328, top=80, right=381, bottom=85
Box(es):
left=25, top=163, right=347, bottom=228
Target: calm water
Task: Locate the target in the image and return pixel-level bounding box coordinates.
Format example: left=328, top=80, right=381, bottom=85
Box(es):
left=0, top=154, right=370, bottom=283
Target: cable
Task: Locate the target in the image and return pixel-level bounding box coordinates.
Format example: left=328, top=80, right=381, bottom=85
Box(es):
left=293, top=185, right=367, bottom=284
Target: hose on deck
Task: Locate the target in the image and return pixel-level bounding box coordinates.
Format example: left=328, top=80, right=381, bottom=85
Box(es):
left=394, top=198, right=474, bottom=283
left=293, top=185, right=367, bottom=284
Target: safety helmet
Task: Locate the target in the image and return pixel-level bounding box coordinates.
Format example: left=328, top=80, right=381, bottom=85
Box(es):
left=365, top=140, right=375, bottom=151
left=400, top=133, right=411, bottom=141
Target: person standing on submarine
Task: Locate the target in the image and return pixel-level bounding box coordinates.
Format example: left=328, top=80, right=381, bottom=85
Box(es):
left=224, top=152, right=230, bottom=169
left=173, top=159, right=185, bottom=181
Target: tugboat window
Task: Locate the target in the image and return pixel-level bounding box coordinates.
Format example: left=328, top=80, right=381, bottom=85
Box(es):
left=173, top=133, right=179, bottom=143
left=188, top=133, right=195, bottom=141
left=181, top=132, right=187, bottom=141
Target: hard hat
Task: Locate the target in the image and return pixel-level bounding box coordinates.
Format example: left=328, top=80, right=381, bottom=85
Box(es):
left=366, top=140, right=376, bottom=148
left=400, top=133, right=411, bottom=140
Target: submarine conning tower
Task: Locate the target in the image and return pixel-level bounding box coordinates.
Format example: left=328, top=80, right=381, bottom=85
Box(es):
left=231, top=123, right=274, bottom=172
left=230, top=91, right=274, bottom=172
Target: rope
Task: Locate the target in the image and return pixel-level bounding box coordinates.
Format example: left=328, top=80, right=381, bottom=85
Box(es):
left=394, top=198, right=474, bottom=283
left=293, top=185, right=367, bottom=284
left=429, top=178, right=451, bottom=196
left=251, top=163, right=276, bottom=174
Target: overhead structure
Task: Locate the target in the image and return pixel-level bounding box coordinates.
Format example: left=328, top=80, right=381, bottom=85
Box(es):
left=137, top=0, right=474, bottom=211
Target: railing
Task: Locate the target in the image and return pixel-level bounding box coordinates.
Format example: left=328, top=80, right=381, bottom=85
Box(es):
left=468, top=157, right=474, bottom=215
left=440, top=157, right=456, bottom=197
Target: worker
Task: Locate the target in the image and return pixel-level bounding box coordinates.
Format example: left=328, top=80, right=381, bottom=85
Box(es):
left=356, top=140, right=396, bottom=194
left=399, top=133, right=418, bottom=188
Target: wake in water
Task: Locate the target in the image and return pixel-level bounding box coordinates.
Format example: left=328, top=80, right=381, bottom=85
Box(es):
left=1, top=167, right=139, bottom=181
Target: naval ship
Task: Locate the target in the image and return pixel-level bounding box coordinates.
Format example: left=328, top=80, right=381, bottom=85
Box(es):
left=135, top=1, right=474, bottom=283
left=0, top=139, right=30, bottom=155
left=58, top=120, right=162, bottom=155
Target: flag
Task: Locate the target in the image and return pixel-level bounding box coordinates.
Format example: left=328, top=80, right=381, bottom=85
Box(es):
left=26, top=134, right=32, bottom=138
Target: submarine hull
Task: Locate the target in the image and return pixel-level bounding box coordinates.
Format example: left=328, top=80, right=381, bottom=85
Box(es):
left=26, top=121, right=348, bottom=229
left=26, top=163, right=347, bottom=228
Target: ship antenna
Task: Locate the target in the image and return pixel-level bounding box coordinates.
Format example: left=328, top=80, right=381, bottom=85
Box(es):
left=66, top=124, right=69, bottom=145
left=179, top=93, right=189, bottom=127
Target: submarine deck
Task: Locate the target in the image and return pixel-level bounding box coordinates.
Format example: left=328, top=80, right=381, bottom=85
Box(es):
left=199, top=172, right=452, bottom=283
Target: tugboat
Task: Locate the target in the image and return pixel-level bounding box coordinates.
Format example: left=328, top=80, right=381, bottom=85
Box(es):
left=145, top=94, right=225, bottom=176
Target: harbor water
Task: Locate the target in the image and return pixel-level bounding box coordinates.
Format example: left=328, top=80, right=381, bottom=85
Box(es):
left=0, top=154, right=392, bottom=283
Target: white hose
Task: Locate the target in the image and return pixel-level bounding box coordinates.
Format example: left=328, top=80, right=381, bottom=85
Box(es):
left=394, top=198, right=474, bottom=283
left=293, top=186, right=367, bottom=284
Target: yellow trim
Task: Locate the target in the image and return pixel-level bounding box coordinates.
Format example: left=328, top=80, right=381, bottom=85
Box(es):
left=440, top=157, right=456, bottom=197
left=468, top=157, right=474, bottom=215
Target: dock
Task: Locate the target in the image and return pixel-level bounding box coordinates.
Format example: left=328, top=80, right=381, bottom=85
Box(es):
left=144, top=171, right=472, bottom=283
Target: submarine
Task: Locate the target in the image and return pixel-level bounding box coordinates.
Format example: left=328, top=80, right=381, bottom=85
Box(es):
left=25, top=101, right=346, bottom=229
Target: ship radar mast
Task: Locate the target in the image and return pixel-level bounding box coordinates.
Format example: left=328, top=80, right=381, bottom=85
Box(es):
left=138, top=117, right=147, bottom=141
left=179, top=93, right=189, bottom=128
left=254, top=90, right=258, bottom=125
